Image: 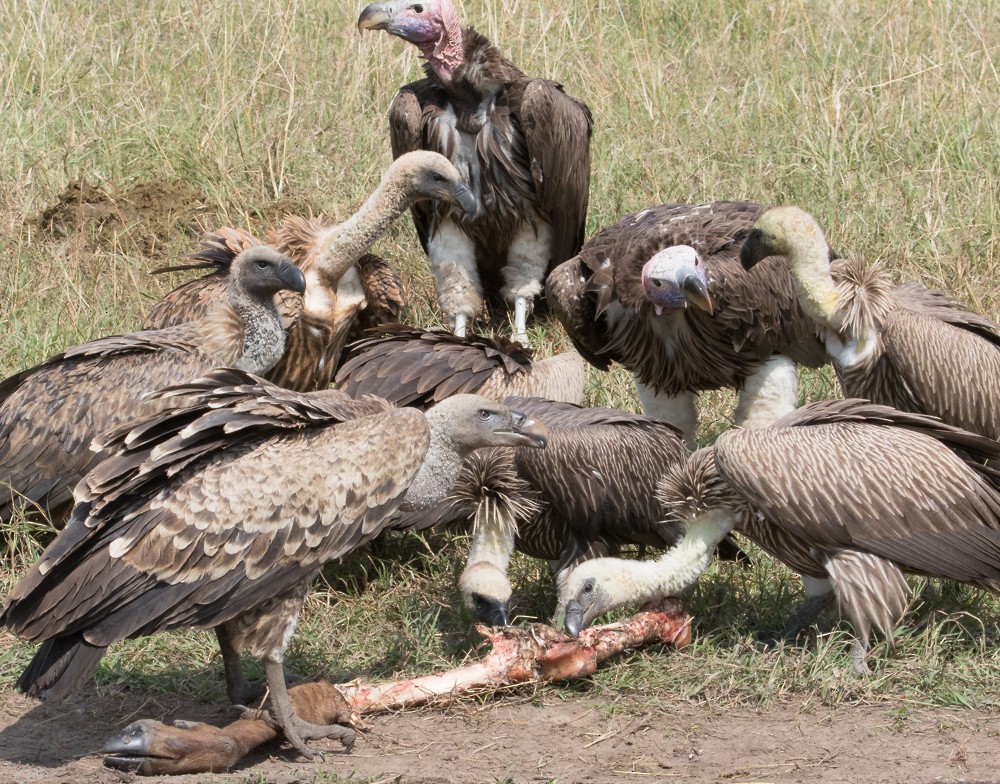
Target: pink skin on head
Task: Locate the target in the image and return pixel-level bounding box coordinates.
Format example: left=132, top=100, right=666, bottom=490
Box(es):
left=359, top=0, right=463, bottom=81
left=641, top=246, right=712, bottom=317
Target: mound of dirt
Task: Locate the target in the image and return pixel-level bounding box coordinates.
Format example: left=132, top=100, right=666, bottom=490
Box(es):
left=32, top=178, right=213, bottom=257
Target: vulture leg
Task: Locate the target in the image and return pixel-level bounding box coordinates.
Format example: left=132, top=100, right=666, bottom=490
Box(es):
left=215, top=624, right=249, bottom=706
left=503, top=224, right=551, bottom=345
left=252, top=657, right=355, bottom=759
left=733, top=355, right=799, bottom=430
left=635, top=381, right=698, bottom=447
left=428, top=218, right=482, bottom=337
left=756, top=576, right=835, bottom=648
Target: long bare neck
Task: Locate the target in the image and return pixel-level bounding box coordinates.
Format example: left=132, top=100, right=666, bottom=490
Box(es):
left=401, top=428, right=468, bottom=512
left=227, top=283, right=287, bottom=374
left=467, top=517, right=516, bottom=571
left=786, top=231, right=843, bottom=331
left=420, top=8, right=464, bottom=81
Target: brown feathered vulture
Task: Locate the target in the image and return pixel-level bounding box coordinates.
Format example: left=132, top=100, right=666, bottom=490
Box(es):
left=559, top=400, right=1000, bottom=671
left=741, top=206, right=1000, bottom=442
left=1, top=369, right=547, bottom=759
left=0, top=244, right=305, bottom=523
left=143, top=150, right=477, bottom=390
left=334, top=325, right=586, bottom=407
left=358, top=0, right=592, bottom=344
left=546, top=201, right=828, bottom=445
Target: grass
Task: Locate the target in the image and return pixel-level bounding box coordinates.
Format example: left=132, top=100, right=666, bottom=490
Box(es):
left=1, top=0, right=1000, bottom=728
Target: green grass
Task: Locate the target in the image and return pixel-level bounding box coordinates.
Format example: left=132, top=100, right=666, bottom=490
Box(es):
left=1, top=0, right=1000, bottom=714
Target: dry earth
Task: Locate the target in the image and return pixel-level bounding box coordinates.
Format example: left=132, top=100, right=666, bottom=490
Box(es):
left=0, top=682, right=997, bottom=784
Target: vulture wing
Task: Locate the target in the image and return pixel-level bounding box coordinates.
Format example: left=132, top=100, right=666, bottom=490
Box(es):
left=519, top=79, right=593, bottom=269
left=715, top=400, right=1000, bottom=583
left=3, top=369, right=426, bottom=648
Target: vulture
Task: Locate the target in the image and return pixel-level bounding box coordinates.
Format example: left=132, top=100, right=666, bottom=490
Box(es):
left=358, top=0, right=593, bottom=344
left=1, top=369, right=548, bottom=759
left=334, top=325, right=586, bottom=408
left=546, top=201, right=828, bottom=445
left=0, top=244, right=306, bottom=523
left=144, top=150, right=478, bottom=390
left=559, top=399, right=1000, bottom=671
left=741, top=205, right=1000, bottom=442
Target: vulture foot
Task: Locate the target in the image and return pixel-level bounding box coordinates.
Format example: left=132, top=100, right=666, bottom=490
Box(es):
left=235, top=671, right=304, bottom=704
left=103, top=718, right=245, bottom=776
left=755, top=591, right=835, bottom=650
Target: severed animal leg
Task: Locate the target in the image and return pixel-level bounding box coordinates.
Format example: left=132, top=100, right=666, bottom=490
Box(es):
left=241, top=657, right=355, bottom=759
left=503, top=223, right=551, bottom=345
left=428, top=218, right=481, bottom=336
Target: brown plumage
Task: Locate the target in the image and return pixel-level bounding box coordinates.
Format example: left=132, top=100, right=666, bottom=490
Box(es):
left=144, top=151, right=477, bottom=390
left=1, top=369, right=547, bottom=758
left=741, top=206, right=1000, bottom=442
left=0, top=245, right=305, bottom=522
left=546, top=201, right=828, bottom=442
left=561, top=400, right=1000, bottom=669
left=358, top=0, right=592, bottom=342
left=334, top=325, right=586, bottom=408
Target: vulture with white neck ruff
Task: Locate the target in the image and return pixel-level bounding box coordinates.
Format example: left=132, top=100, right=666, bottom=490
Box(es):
left=358, top=0, right=592, bottom=344
left=144, top=151, right=477, bottom=390
left=559, top=400, right=1000, bottom=672
left=546, top=201, right=828, bottom=445
left=2, top=370, right=547, bottom=760
left=0, top=244, right=305, bottom=523
left=741, top=205, right=1000, bottom=442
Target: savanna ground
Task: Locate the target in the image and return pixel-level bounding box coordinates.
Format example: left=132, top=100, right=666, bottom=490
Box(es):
left=1, top=0, right=1000, bottom=781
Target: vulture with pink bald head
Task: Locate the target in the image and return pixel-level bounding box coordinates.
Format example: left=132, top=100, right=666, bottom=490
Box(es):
left=358, top=0, right=592, bottom=345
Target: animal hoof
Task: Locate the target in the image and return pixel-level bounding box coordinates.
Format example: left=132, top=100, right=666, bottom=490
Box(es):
left=103, top=720, right=160, bottom=774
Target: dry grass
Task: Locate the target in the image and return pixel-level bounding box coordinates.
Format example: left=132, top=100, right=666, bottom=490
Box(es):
left=1, top=0, right=999, bottom=712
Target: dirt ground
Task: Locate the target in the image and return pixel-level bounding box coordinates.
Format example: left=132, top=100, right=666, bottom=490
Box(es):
left=0, top=683, right=997, bottom=784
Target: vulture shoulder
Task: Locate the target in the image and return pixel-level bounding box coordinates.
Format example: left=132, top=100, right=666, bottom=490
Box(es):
left=3, top=369, right=425, bottom=644
left=714, top=399, right=1000, bottom=583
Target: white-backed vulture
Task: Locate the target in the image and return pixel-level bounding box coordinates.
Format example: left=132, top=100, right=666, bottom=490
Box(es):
left=144, top=151, right=477, bottom=390
left=546, top=201, right=829, bottom=445
left=1, top=369, right=547, bottom=759
left=333, top=325, right=586, bottom=407
left=0, top=245, right=306, bottom=523
left=741, top=206, right=1000, bottom=441
left=559, top=399, right=1000, bottom=671
left=358, top=0, right=592, bottom=343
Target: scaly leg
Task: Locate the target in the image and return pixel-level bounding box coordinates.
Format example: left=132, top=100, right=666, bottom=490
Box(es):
left=503, top=223, right=551, bottom=346
left=428, top=218, right=481, bottom=336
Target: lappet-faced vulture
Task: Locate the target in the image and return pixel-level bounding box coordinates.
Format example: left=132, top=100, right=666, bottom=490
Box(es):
left=334, top=325, right=586, bottom=407
left=2, top=369, right=547, bottom=759
left=741, top=206, right=1000, bottom=442
left=358, top=0, right=592, bottom=344
left=0, top=244, right=305, bottom=523
left=546, top=201, right=829, bottom=445
left=560, top=399, right=1000, bottom=671
left=144, top=151, right=477, bottom=390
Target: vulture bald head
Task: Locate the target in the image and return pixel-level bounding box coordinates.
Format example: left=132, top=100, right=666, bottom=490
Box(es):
left=641, top=246, right=714, bottom=316
left=459, top=560, right=512, bottom=627
left=425, top=394, right=548, bottom=452
left=227, top=245, right=306, bottom=303
left=358, top=0, right=460, bottom=51
left=391, top=150, right=477, bottom=218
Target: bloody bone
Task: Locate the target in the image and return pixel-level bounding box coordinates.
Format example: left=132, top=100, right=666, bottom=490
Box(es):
left=103, top=598, right=690, bottom=775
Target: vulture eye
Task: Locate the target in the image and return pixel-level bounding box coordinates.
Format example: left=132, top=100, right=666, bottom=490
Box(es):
left=582, top=579, right=595, bottom=595
left=413, top=3, right=424, bottom=12
left=477, top=409, right=492, bottom=421
left=651, top=279, right=662, bottom=288
left=255, top=259, right=269, bottom=270
left=431, top=172, right=444, bottom=183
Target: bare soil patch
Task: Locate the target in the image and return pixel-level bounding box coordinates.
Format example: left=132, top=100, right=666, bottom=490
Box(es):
left=0, top=684, right=996, bottom=784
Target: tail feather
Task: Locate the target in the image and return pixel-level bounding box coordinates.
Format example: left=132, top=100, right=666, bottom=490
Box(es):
left=16, top=634, right=107, bottom=701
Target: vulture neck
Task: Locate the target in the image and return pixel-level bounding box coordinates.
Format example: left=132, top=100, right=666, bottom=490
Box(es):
left=467, top=516, right=516, bottom=572
left=420, top=17, right=464, bottom=82
left=786, top=233, right=844, bottom=332
left=603, top=510, right=738, bottom=607
left=400, top=418, right=477, bottom=512
left=200, top=285, right=286, bottom=374
left=310, top=174, right=413, bottom=289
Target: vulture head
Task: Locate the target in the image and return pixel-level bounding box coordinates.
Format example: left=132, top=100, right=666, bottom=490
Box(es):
left=358, top=0, right=462, bottom=74
left=391, top=151, right=478, bottom=218
left=740, top=206, right=842, bottom=327
left=459, top=561, right=512, bottom=627
left=424, top=394, right=549, bottom=453
left=640, top=246, right=713, bottom=317
left=228, top=246, right=307, bottom=303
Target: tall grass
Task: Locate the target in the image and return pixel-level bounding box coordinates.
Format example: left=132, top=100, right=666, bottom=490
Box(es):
left=1, top=0, right=999, bottom=707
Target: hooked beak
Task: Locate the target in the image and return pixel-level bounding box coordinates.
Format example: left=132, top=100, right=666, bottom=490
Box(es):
left=739, top=228, right=769, bottom=269
left=472, top=595, right=510, bottom=627
left=564, top=599, right=584, bottom=638
left=682, top=274, right=713, bottom=314
left=452, top=182, right=479, bottom=219
left=507, top=411, right=548, bottom=449
left=357, top=2, right=392, bottom=31
left=279, top=260, right=307, bottom=295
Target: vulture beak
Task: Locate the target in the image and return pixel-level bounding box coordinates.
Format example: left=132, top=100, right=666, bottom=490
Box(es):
left=564, top=599, right=585, bottom=638
left=357, top=3, right=393, bottom=31
left=279, top=260, right=308, bottom=295
left=682, top=274, right=713, bottom=314
left=452, top=182, right=479, bottom=219
left=507, top=411, right=548, bottom=449
left=472, top=594, right=511, bottom=627
left=739, top=229, right=769, bottom=270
